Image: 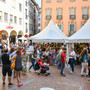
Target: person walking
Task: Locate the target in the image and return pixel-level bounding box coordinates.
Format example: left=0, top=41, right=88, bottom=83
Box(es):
left=21, top=49, right=28, bottom=75
left=28, top=49, right=37, bottom=72
left=60, top=48, right=68, bottom=77
left=69, top=47, right=76, bottom=73
left=10, top=50, right=23, bottom=87
left=1, top=49, right=13, bottom=86
left=81, top=50, right=88, bottom=77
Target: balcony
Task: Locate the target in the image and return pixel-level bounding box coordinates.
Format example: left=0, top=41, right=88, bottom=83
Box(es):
left=46, top=15, right=51, bottom=20
left=70, top=15, right=76, bottom=20
left=82, top=15, right=88, bottom=20
left=69, top=31, right=76, bottom=36
left=57, top=15, right=62, bottom=20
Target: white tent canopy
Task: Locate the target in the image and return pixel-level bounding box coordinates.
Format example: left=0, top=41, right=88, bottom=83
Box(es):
left=67, top=18, right=90, bottom=43
left=55, top=24, right=68, bottom=38
left=28, top=20, right=68, bottom=43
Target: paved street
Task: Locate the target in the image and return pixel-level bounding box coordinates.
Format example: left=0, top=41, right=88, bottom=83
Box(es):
left=0, top=65, right=90, bottom=90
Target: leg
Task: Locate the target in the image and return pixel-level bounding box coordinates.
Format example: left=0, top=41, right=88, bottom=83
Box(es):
left=61, top=63, right=65, bottom=75
left=3, top=76, right=6, bottom=83
left=81, top=63, right=85, bottom=75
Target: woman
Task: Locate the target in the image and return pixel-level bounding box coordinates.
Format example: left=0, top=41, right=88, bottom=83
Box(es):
left=28, top=49, right=37, bottom=72
left=10, top=50, right=23, bottom=87
left=81, top=50, right=88, bottom=77
left=21, top=49, right=28, bottom=75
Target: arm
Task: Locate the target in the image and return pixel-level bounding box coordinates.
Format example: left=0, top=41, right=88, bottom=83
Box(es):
left=9, top=55, right=16, bottom=61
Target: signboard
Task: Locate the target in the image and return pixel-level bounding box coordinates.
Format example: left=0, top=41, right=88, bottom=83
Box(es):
left=6, top=26, right=14, bottom=29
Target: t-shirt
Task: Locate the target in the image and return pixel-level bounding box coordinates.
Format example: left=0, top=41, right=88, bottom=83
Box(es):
left=61, top=52, right=66, bottom=63
left=2, top=54, right=11, bottom=65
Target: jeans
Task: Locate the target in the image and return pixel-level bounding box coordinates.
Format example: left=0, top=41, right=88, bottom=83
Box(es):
left=29, top=60, right=36, bottom=71
left=57, top=61, right=60, bottom=70
left=61, top=62, right=65, bottom=75
left=70, top=59, right=74, bottom=72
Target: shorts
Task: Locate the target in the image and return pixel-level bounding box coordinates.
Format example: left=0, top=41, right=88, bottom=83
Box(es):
left=2, top=65, right=12, bottom=76
left=15, top=70, right=21, bottom=77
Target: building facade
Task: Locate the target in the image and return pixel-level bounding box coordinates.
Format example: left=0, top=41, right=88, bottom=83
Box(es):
left=41, top=0, right=90, bottom=36
left=38, top=8, right=41, bottom=33
left=0, top=0, right=24, bottom=44
left=0, top=0, right=39, bottom=45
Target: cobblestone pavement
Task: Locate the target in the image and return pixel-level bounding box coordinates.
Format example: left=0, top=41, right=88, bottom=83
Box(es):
left=0, top=65, right=90, bottom=90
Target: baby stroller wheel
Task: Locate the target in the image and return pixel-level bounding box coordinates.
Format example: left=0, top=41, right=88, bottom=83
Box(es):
left=45, top=74, right=48, bottom=76
left=38, top=73, right=40, bottom=75
left=48, top=73, right=50, bottom=75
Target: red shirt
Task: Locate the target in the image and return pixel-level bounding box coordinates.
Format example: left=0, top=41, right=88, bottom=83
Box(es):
left=61, top=52, right=66, bottom=63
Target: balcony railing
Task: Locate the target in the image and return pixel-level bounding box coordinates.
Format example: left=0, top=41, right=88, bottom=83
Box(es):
left=46, top=15, right=51, bottom=20
left=70, top=15, right=76, bottom=20
left=82, top=15, right=88, bottom=20
left=69, top=31, right=76, bottom=36
left=57, top=15, right=62, bottom=20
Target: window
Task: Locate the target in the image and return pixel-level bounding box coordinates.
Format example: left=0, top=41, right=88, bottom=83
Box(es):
left=25, top=9, right=27, bottom=19
left=82, top=7, right=88, bottom=20
left=19, top=3, right=22, bottom=12
left=25, top=23, right=28, bottom=33
left=57, top=24, right=63, bottom=31
left=0, top=11, right=2, bottom=21
left=4, top=13, right=8, bottom=22
left=19, top=18, right=22, bottom=25
left=25, top=0, right=28, bottom=6
left=0, top=0, right=5, bottom=2
left=57, top=9, right=62, bottom=20
left=46, top=0, right=51, bottom=3
left=70, top=0, right=76, bottom=2
left=10, top=15, right=13, bottom=23
left=68, top=24, right=76, bottom=35
left=46, top=9, right=51, bottom=20
left=14, top=16, right=17, bottom=24
left=70, top=8, right=76, bottom=20
left=57, top=0, right=62, bottom=2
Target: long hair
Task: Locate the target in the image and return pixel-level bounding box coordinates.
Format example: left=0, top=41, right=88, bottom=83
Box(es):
left=81, top=50, right=87, bottom=57
left=16, top=50, right=21, bottom=56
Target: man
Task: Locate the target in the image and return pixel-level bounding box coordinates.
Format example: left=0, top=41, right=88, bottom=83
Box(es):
left=69, top=47, right=76, bottom=73
left=60, top=48, right=68, bottom=77
left=57, top=46, right=64, bottom=70
left=1, top=49, right=13, bottom=86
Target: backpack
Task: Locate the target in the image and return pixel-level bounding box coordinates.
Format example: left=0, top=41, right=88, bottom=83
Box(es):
left=57, top=52, right=62, bottom=62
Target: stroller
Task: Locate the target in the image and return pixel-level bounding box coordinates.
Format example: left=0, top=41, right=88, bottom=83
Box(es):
left=35, top=58, right=50, bottom=76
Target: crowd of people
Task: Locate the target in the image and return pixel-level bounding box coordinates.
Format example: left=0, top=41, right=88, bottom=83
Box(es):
left=0, top=41, right=90, bottom=87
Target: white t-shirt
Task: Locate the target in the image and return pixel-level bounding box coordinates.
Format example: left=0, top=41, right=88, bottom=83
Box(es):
left=45, top=51, right=49, bottom=56
left=69, top=50, right=76, bottom=60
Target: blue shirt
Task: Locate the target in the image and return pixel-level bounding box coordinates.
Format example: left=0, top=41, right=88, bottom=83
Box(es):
left=83, top=55, right=88, bottom=63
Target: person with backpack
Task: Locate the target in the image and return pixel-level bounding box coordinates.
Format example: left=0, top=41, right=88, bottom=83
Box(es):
left=57, top=46, right=64, bottom=70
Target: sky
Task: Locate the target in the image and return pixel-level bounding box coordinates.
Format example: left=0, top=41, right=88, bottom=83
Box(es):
left=35, top=0, right=41, bottom=7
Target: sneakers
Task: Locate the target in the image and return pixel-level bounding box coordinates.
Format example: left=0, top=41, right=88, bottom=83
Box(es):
left=3, top=82, right=5, bottom=86
left=61, top=74, right=66, bottom=77
left=8, top=83, right=13, bottom=86
left=17, top=83, right=23, bottom=87
left=81, top=75, right=85, bottom=77
left=70, top=71, right=74, bottom=74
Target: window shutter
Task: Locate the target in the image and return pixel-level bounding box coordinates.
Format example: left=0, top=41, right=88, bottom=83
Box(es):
left=74, top=24, right=76, bottom=31
left=61, top=24, right=63, bottom=31
left=68, top=24, right=70, bottom=32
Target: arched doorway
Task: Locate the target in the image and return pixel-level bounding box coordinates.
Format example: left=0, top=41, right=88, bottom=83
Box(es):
left=0, top=30, right=8, bottom=42
left=10, top=30, right=17, bottom=44
left=18, top=30, right=23, bottom=38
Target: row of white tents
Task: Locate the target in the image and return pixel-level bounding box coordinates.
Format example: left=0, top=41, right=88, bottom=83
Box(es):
left=19, top=18, right=90, bottom=43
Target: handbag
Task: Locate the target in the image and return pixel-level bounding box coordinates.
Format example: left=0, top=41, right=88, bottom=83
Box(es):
left=10, top=55, right=17, bottom=69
